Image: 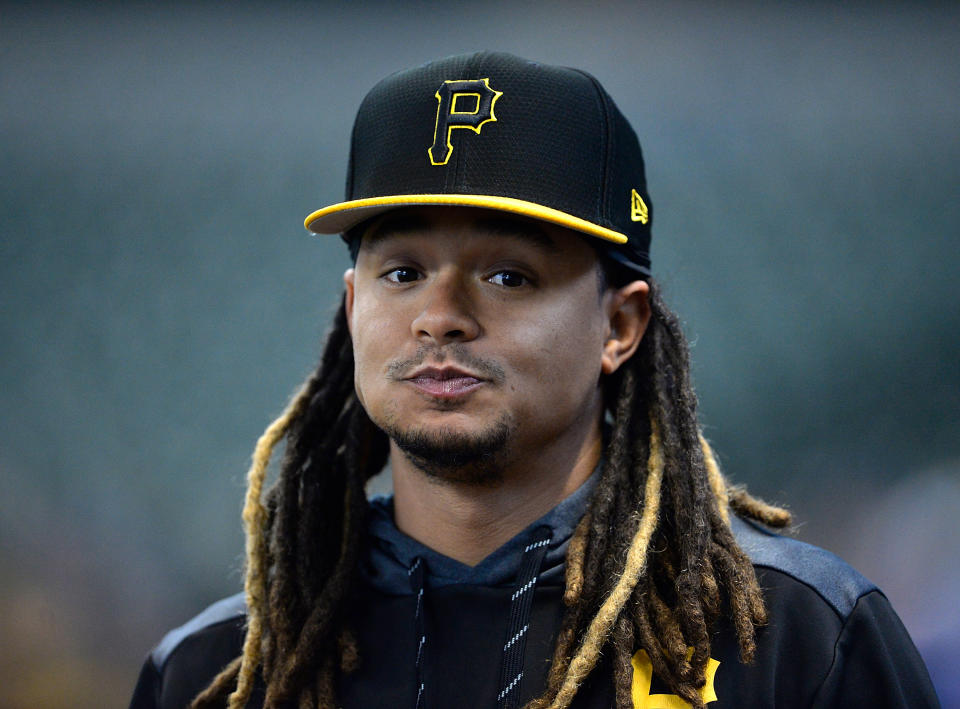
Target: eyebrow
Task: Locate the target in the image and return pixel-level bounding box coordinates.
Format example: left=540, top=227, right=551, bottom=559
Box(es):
left=361, top=214, right=430, bottom=249
left=474, top=217, right=560, bottom=253
left=362, top=213, right=560, bottom=253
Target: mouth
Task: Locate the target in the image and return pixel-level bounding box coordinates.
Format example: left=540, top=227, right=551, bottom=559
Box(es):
left=404, top=366, right=486, bottom=399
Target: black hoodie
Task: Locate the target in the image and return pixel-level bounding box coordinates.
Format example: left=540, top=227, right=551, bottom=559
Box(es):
left=130, top=479, right=939, bottom=708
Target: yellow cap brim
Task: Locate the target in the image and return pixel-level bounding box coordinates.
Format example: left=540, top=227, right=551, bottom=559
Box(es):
left=303, top=193, right=628, bottom=245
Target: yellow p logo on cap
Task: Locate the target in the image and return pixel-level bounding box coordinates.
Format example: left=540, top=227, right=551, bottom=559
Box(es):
left=429, top=78, right=503, bottom=166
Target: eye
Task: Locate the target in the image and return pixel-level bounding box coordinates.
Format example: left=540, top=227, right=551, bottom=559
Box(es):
left=487, top=270, right=529, bottom=288
left=384, top=267, right=421, bottom=283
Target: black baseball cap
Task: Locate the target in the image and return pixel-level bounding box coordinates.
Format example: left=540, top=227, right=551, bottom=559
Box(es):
left=305, top=51, right=653, bottom=276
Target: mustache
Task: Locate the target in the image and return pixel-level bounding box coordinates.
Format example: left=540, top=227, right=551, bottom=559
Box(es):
left=386, top=344, right=506, bottom=383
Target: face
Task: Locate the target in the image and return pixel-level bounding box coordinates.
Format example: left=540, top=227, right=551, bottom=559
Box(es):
left=344, top=207, right=642, bottom=482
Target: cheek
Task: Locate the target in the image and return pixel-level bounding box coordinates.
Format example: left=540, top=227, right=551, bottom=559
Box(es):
left=351, top=291, right=402, bottom=353
left=348, top=298, right=395, bottom=403
left=502, top=299, right=606, bottom=399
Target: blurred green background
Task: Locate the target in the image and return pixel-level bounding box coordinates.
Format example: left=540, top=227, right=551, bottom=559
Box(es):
left=1, top=2, right=957, bottom=706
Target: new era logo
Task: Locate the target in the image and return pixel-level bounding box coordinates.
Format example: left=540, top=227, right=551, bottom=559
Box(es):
left=631, top=189, right=649, bottom=224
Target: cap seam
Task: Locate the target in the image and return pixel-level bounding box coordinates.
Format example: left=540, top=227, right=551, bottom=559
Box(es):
left=448, top=52, right=473, bottom=192
left=570, top=68, right=613, bottom=229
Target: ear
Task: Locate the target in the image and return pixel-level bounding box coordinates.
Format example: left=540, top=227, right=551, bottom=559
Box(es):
left=601, top=280, right=651, bottom=375
left=343, top=268, right=356, bottom=335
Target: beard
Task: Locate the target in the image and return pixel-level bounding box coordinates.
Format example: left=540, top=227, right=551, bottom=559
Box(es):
left=380, top=414, right=515, bottom=486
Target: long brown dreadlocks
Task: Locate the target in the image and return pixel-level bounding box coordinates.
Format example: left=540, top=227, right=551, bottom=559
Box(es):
left=191, top=278, right=790, bottom=709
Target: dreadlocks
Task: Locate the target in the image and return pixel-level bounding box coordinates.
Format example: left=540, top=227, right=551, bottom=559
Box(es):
left=527, top=281, right=790, bottom=709
left=191, top=279, right=790, bottom=709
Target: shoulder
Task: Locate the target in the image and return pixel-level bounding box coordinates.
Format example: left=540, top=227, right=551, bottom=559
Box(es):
left=150, top=592, right=247, bottom=670
left=131, top=593, right=248, bottom=709
left=730, top=514, right=876, bottom=617
left=724, top=517, right=940, bottom=706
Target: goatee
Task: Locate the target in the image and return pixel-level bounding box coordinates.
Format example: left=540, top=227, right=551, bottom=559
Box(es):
left=384, top=415, right=514, bottom=486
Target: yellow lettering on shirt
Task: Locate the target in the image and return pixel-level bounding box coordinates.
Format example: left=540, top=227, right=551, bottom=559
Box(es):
left=631, top=649, right=719, bottom=708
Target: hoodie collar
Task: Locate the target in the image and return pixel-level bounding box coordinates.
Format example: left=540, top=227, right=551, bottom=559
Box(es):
left=361, top=470, right=599, bottom=594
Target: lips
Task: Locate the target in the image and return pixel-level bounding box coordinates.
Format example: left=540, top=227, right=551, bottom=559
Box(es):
left=404, top=366, right=485, bottom=399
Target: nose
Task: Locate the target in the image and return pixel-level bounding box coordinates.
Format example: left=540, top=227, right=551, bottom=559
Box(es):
left=410, top=271, right=481, bottom=345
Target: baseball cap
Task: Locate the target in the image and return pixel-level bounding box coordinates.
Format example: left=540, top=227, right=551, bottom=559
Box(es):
left=305, top=51, right=653, bottom=276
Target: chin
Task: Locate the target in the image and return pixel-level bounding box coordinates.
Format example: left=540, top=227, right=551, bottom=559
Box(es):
left=379, top=414, right=516, bottom=486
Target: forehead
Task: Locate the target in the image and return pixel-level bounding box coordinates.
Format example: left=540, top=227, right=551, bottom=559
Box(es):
left=357, top=207, right=592, bottom=259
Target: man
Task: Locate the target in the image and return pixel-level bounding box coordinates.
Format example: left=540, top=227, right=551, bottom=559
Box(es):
left=130, top=52, right=939, bottom=708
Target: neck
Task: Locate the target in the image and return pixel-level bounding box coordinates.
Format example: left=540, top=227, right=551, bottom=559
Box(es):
left=391, top=419, right=603, bottom=566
